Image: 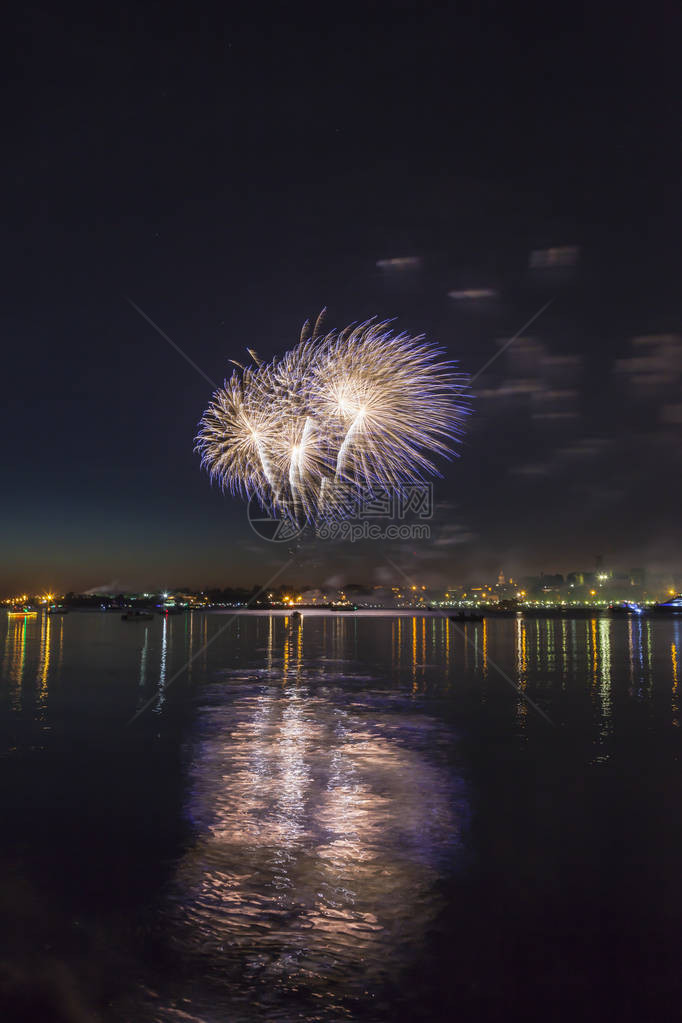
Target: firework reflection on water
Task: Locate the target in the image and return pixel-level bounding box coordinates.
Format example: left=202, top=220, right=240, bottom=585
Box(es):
left=160, top=660, right=468, bottom=1019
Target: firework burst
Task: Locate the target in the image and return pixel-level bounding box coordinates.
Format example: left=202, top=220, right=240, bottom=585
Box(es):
left=196, top=314, right=470, bottom=526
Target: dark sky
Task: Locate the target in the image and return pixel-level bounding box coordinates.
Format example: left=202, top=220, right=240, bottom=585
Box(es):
left=2, top=2, right=680, bottom=592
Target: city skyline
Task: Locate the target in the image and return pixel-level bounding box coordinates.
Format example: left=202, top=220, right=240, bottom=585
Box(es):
left=4, top=561, right=681, bottom=604
left=3, top=541, right=682, bottom=595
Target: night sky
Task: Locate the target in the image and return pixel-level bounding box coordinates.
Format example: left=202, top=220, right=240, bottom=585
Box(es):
left=2, top=3, right=680, bottom=592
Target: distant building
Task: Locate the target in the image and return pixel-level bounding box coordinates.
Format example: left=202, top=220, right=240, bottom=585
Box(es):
left=539, top=573, right=564, bottom=591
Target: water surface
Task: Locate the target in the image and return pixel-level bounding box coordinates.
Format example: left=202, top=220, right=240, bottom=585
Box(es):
left=1, top=611, right=681, bottom=1020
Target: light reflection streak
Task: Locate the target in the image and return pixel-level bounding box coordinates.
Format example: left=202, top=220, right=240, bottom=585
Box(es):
left=596, top=618, right=613, bottom=755
left=560, top=620, right=568, bottom=682
left=515, top=618, right=528, bottom=725
left=590, top=618, right=598, bottom=689
left=295, top=617, right=303, bottom=682
left=138, top=627, right=149, bottom=687
left=547, top=620, right=555, bottom=669
left=36, top=612, right=52, bottom=716
left=332, top=615, right=346, bottom=662
left=4, top=617, right=28, bottom=711
left=154, top=615, right=169, bottom=714
left=283, top=616, right=290, bottom=678
left=421, top=617, right=426, bottom=673
left=672, top=632, right=679, bottom=728
left=267, top=614, right=274, bottom=673
left=411, top=616, right=417, bottom=691
left=634, top=618, right=645, bottom=697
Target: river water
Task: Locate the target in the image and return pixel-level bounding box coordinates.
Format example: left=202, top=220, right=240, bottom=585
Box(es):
left=1, top=610, right=681, bottom=1020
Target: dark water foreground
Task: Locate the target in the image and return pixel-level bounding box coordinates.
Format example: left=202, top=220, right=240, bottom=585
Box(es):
left=1, top=611, right=681, bottom=1021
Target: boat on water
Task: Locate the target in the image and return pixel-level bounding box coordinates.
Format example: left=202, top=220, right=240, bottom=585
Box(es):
left=121, top=610, right=154, bottom=621
left=653, top=595, right=682, bottom=614
left=608, top=601, right=644, bottom=615
left=449, top=612, right=484, bottom=623
left=7, top=606, right=37, bottom=617
left=47, top=606, right=69, bottom=615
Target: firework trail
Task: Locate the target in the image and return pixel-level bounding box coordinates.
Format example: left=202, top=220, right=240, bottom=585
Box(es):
left=196, top=315, right=470, bottom=526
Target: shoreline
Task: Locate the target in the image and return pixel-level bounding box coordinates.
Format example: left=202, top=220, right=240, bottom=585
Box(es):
left=203, top=607, right=681, bottom=619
